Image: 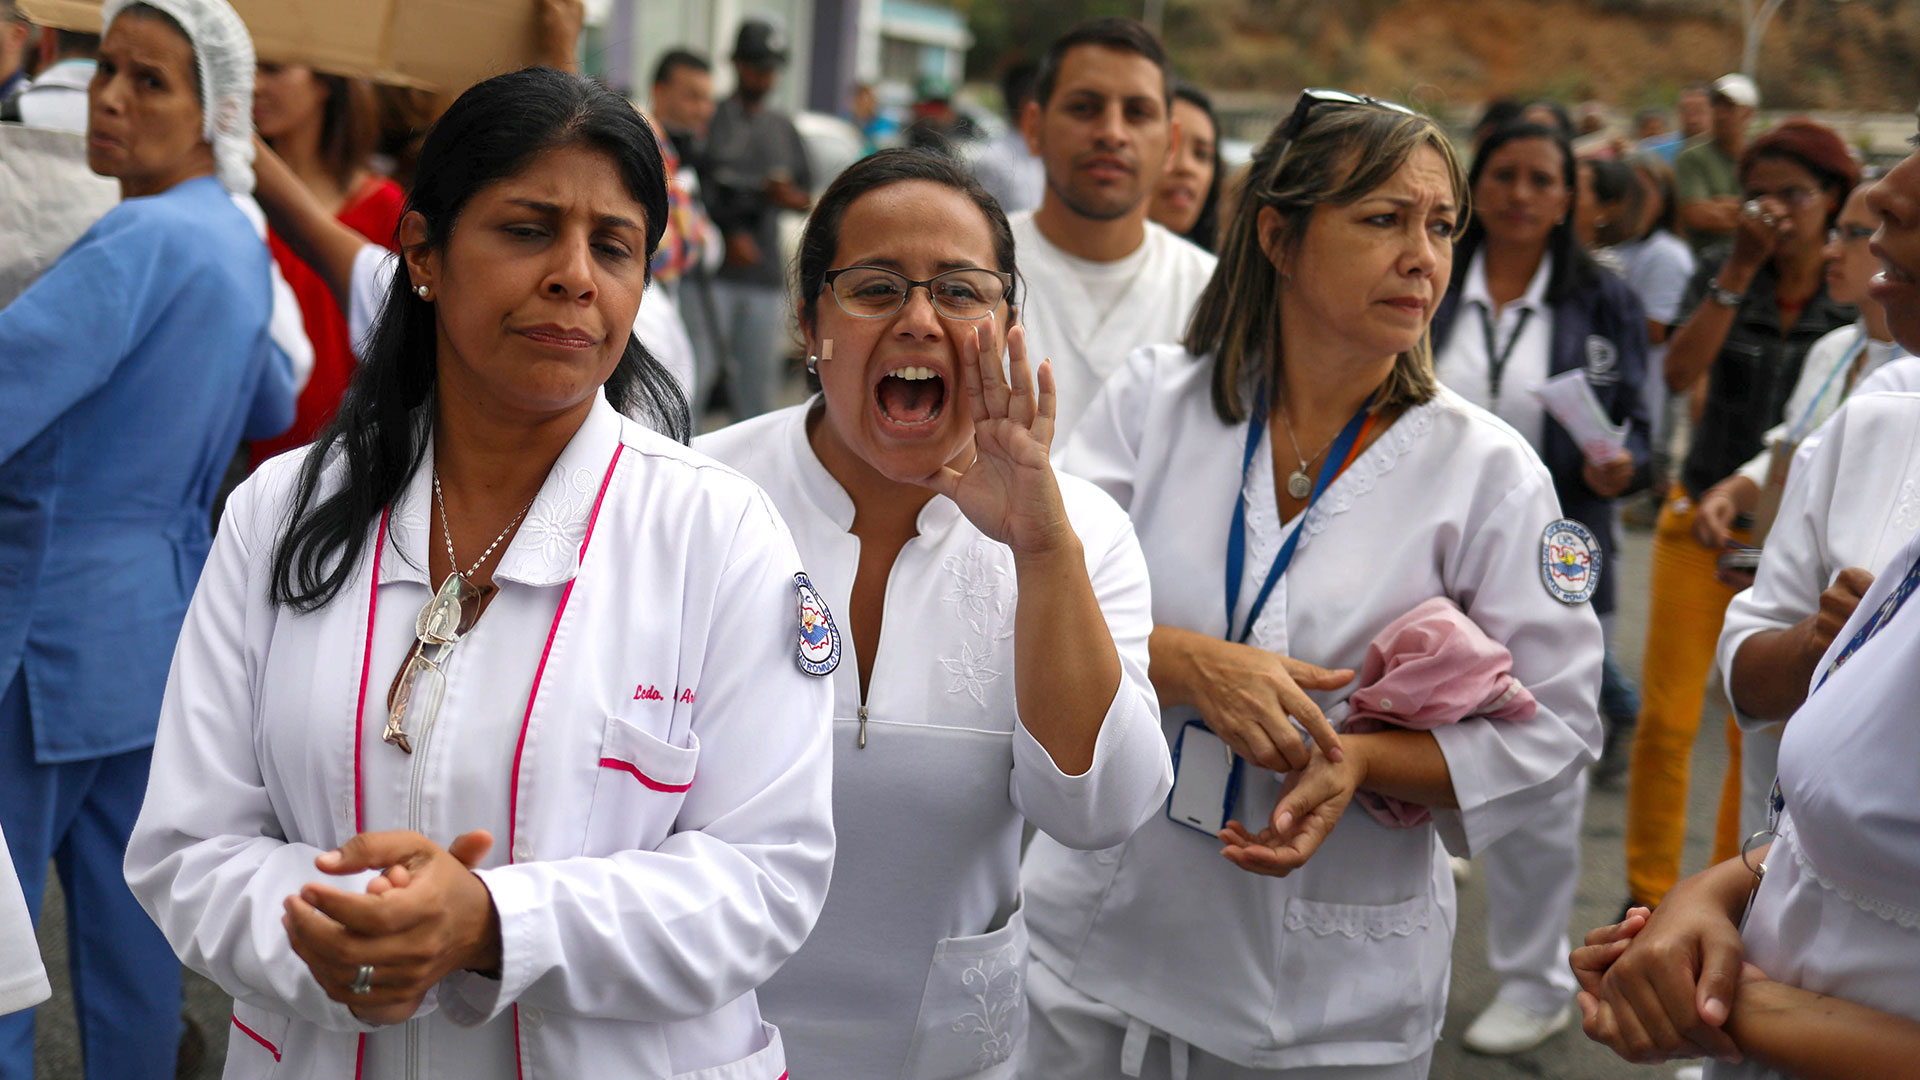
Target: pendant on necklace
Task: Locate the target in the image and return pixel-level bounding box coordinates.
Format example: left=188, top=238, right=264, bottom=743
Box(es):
left=1286, top=470, right=1314, bottom=500
left=417, top=573, right=484, bottom=645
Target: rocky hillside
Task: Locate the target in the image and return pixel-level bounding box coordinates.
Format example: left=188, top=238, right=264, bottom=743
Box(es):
left=969, top=0, right=1920, bottom=113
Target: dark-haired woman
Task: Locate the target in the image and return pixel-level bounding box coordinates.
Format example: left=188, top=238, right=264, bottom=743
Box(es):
left=248, top=62, right=404, bottom=466
left=696, top=148, right=1169, bottom=1078
left=124, top=67, right=835, bottom=1078
left=1623, top=119, right=1858, bottom=914
left=1430, top=120, right=1651, bottom=1057
left=1150, top=82, right=1223, bottom=253
left=0, top=0, right=283, bottom=1074
left=1020, top=94, right=1600, bottom=1079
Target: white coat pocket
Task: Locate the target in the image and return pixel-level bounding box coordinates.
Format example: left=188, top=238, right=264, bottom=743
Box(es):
left=1271, top=892, right=1448, bottom=1052
left=583, top=715, right=700, bottom=855
left=900, top=894, right=1029, bottom=1080
left=228, top=1001, right=290, bottom=1073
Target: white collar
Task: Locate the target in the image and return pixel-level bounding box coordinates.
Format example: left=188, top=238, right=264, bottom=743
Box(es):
left=381, top=391, right=627, bottom=589
left=1463, top=247, right=1553, bottom=316
left=785, top=396, right=963, bottom=536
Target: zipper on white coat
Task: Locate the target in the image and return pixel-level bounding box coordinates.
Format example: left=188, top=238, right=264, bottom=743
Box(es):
left=402, top=670, right=447, bottom=1079
left=857, top=704, right=869, bottom=749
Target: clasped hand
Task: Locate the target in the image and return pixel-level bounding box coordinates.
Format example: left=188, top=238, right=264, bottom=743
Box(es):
left=283, top=829, right=503, bottom=1025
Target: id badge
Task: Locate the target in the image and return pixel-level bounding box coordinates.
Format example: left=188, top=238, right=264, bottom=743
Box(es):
left=1167, top=720, right=1241, bottom=835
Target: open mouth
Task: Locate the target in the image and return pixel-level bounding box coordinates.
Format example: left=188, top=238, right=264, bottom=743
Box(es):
left=875, top=366, right=947, bottom=428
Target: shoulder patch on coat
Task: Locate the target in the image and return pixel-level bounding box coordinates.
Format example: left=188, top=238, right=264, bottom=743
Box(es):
left=1540, top=519, right=1601, bottom=605
left=795, top=573, right=841, bottom=676
left=1584, top=334, right=1620, bottom=384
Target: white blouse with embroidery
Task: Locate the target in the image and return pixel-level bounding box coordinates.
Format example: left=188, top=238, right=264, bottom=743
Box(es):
left=696, top=401, right=1171, bottom=1080
left=1021, top=344, right=1602, bottom=1070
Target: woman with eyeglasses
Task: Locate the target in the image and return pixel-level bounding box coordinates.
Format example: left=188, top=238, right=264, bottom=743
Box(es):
left=1018, top=92, right=1601, bottom=1079
left=694, top=148, right=1169, bottom=1079
left=1426, top=119, right=1652, bottom=1056
left=124, top=67, right=835, bottom=1079
left=1572, top=129, right=1920, bottom=1080
left=1622, top=119, right=1859, bottom=917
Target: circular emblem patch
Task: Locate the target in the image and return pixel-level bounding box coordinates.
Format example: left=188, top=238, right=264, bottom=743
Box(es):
left=795, top=572, right=841, bottom=676
left=1540, top=519, right=1601, bottom=605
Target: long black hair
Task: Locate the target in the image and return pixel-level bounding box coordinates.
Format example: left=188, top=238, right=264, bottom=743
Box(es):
left=1454, top=120, right=1603, bottom=305
left=270, top=66, right=687, bottom=612
left=1170, top=80, right=1223, bottom=253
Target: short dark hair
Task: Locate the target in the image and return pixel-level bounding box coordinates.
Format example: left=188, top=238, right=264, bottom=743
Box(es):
left=53, top=29, right=99, bottom=57
left=652, top=49, right=710, bottom=88
left=999, top=60, right=1037, bottom=121
left=794, top=148, right=1019, bottom=335
left=1032, top=16, right=1169, bottom=109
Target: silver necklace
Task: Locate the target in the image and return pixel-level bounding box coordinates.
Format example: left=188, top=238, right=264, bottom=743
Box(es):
left=1274, top=402, right=1342, bottom=500
left=411, top=472, right=536, bottom=643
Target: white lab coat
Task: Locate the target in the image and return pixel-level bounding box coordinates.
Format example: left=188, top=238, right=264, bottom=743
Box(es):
left=1720, top=390, right=1920, bottom=728
left=1007, top=213, right=1216, bottom=445
left=126, top=393, right=835, bottom=1079
left=696, top=402, right=1171, bottom=1079
left=0, top=822, right=49, bottom=1016
left=1022, top=345, right=1602, bottom=1070
left=1706, top=521, right=1920, bottom=1080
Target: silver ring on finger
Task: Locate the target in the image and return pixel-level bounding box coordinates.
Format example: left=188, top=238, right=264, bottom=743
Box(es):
left=350, top=964, right=374, bottom=995
left=1742, top=199, right=1763, bottom=220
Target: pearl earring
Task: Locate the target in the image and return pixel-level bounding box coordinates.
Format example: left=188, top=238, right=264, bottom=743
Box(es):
left=415, top=285, right=431, bottom=300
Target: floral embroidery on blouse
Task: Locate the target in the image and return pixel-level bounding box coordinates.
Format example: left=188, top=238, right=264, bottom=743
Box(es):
left=516, top=465, right=600, bottom=570
left=947, top=946, right=1023, bottom=1070
left=940, top=643, right=1002, bottom=707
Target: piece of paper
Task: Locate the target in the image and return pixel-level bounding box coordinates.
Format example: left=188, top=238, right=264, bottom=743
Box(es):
left=0, top=126, right=119, bottom=308
left=1529, top=368, right=1627, bottom=465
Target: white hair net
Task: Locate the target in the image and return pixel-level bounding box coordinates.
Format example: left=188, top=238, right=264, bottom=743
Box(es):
left=101, top=0, right=256, bottom=194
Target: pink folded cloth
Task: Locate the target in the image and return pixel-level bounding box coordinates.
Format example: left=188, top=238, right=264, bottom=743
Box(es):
left=1341, top=596, right=1536, bottom=828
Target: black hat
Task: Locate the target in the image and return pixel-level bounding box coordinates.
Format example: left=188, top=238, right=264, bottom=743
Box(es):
left=732, top=19, right=788, bottom=68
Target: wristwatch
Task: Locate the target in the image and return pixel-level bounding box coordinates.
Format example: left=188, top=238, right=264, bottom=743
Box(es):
left=1706, top=279, right=1746, bottom=308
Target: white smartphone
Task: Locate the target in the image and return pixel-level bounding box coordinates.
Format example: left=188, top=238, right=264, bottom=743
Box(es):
left=1167, top=721, right=1240, bottom=835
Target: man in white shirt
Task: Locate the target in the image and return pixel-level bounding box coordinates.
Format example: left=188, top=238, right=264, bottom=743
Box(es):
left=8, top=27, right=93, bottom=131
left=1011, top=16, right=1216, bottom=444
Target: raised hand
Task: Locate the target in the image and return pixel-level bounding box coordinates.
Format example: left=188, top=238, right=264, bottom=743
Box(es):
left=917, top=322, right=1070, bottom=557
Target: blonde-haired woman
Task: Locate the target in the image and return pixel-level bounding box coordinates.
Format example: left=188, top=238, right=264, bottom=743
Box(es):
left=1020, top=91, right=1604, bottom=1078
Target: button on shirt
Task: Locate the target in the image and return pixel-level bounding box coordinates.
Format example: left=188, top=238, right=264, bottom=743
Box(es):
left=1436, top=250, right=1554, bottom=451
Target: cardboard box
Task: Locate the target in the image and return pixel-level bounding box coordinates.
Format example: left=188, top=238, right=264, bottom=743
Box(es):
left=19, top=0, right=544, bottom=93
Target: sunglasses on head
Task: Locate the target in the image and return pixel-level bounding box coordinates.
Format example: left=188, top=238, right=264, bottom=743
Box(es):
left=1278, top=88, right=1420, bottom=145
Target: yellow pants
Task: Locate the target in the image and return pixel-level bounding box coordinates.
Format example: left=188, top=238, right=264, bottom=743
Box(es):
left=1625, top=490, right=1746, bottom=906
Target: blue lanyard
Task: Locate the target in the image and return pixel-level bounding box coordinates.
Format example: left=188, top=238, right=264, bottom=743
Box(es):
left=1813, top=548, right=1920, bottom=693
left=1224, top=395, right=1373, bottom=644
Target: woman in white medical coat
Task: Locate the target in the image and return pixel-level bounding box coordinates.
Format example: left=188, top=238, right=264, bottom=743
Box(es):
left=124, top=67, right=835, bottom=1079
left=696, top=149, right=1170, bottom=1078
left=1019, top=93, right=1603, bottom=1078
left=1575, top=130, right=1920, bottom=1080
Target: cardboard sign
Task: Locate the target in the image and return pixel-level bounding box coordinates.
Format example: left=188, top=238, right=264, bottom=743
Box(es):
left=19, top=0, right=543, bottom=93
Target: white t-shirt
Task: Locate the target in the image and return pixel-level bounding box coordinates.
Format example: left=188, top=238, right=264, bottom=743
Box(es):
left=1435, top=249, right=1555, bottom=451
left=1008, top=211, right=1216, bottom=446
left=0, top=823, right=50, bottom=1017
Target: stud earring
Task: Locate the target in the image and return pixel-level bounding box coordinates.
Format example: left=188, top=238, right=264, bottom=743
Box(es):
left=807, top=338, right=833, bottom=375
left=415, top=285, right=431, bottom=300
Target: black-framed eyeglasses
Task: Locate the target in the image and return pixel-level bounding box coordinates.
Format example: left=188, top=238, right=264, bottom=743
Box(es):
left=1829, top=223, right=1875, bottom=245
left=1279, top=87, right=1419, bottom=147
left=822, top=265, right=1013, bottom=321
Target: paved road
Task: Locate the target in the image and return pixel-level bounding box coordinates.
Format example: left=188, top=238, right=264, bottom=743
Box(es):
left=29, top=518, right=1727, bottom=1079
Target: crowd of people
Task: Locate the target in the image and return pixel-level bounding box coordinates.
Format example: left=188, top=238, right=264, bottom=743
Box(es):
left=2, top=1, right=1919, bottom=1078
